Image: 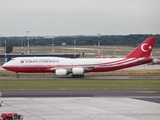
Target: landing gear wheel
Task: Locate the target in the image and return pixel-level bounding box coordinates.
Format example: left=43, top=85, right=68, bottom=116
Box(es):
left=16, top=74, right=20, bottom=78
left=82, top=74, right=84, bottom=78
left=72, top=74, right=84, bottom=78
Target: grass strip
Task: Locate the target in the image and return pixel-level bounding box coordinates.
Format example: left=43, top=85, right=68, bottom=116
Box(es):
left=0, top=79, right=160, bottom=90
left=1, top=69, right=160, bottom=77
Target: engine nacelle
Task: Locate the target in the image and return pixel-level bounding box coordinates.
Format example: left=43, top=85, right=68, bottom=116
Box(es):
left=55, top=69, right=68, bottom=76
left=72, top=68, right=84, bottom=75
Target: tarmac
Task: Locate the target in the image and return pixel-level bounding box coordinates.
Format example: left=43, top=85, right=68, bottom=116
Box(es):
left=0, top=89, right=160, bottom=120
left=0, top=97, right=160, bottom=120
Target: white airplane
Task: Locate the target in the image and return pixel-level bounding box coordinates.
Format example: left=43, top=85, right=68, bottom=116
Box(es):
left=2, top=37, right=157, bottom=78
left=148, top=58, right=160, bottom=65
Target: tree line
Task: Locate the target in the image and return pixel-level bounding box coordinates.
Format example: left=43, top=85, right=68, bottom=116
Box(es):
left=1, top=34, right=160, bottom=49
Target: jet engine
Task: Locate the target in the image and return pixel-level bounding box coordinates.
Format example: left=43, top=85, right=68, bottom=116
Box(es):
left=55, top=69, right=68, bottom=76
left=72, top=68, right=84, bottom=75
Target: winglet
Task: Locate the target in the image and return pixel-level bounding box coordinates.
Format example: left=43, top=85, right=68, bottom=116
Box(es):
left=125, top=37, right=156, bottom=58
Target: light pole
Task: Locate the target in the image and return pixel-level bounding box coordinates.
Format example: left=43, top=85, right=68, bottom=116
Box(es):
left=97, top=33, right=101, bottom=56
left=52, top=43, right=54, bottom=53
left=21, top=40, right=24, bottom=55
left=26, top=31, right=30, bottom=54
left=4, top=37, right=6, bottom=63
left=0, top=35, right=2, bottom=54
left=74, top=37, right=76, bottom=58
left=51, top=36, right=54, bottom=53
left=62, top=43, right=63, bottom=53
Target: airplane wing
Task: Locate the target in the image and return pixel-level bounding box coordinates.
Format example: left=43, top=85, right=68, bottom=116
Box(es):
left=82, top=66, right=96, bottom=71
left=50, top=66, right=95, bottom=72
left=49, top=66, right=96, bottom=76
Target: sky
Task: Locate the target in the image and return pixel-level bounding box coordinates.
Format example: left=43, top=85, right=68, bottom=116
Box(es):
left=0, top=0, right=160, bottom=36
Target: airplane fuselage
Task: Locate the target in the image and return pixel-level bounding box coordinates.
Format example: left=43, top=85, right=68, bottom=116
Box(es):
left=2, top=57, right=152, bottom=73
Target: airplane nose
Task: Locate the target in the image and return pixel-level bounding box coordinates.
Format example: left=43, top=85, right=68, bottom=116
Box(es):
left=2, top=62, right=15, bottom=71
left=2, top=63, right=5, bottom=68
left=2, top=63, right=5, bottom=67
left=2, top=63, right=7, bottom=69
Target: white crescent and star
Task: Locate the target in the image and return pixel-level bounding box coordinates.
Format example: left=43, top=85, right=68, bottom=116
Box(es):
left=141, top=43, right=152, bottom=52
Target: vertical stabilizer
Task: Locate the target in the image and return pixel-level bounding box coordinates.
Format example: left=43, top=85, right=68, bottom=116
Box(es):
left=125, top=37, right=156, bottom=58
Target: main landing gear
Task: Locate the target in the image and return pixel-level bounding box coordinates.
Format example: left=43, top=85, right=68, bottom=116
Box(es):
left=71, top=74, right=84, bottom=78
left=16, top=73, right=20, bottom=78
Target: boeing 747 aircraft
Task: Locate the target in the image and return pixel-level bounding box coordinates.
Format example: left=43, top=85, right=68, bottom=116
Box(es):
left=2, top=37, right=156, bottom=78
